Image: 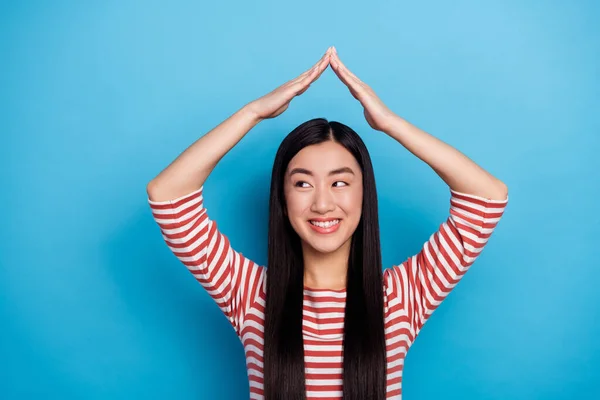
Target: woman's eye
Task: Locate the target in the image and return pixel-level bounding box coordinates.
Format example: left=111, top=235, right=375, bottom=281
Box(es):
left=333, top=181, right=348, bottom=187
left=295, top=181, right=310, bottom=188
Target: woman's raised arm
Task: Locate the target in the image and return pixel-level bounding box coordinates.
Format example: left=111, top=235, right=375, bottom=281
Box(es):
left=146, top=48, right=332, bottom=335
left=329, top=48, right=509, bottom=339
left=328, top=47, right=507, bottom=199
left=147, top=47, right=332, bottom=202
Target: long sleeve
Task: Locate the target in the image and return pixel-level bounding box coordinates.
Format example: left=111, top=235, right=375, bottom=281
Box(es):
left=148, top=186, right=265, bottom=336
left=384, top=188, right=509, bottom=339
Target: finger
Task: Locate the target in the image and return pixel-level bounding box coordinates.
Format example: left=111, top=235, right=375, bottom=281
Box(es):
left=307, top=51, right=331, bottom=82
left=289, top=65, right=322, bottom=96
left=282, top=68, right=313, bottom=88
left=289, top=68, right=319, bottom=95
left=331, top=48, right=359, bottom=80
left=331, top=52, right=369, bottom=99
left=330, top=60, right=366, bottom=101
left=282, top=47, right=332, bottom=97
left=331, top=49, right=363, bottom=84
left=300, top=49, right=330, bottom=83
left=286, top=48, right=331, bottom=87
left=330, top=55, right=359, bottom=90
left=291, top=50, right=330, bottom=94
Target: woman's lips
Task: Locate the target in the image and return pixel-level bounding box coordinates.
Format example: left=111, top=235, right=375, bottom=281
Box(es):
left=307, top=219, right=341, bottom=234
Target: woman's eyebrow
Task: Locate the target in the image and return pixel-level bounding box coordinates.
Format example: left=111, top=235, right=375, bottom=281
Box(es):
left=289, top=167, right=355, bottom=177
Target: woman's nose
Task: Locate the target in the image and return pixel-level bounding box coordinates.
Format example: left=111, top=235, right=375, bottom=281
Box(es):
left=310, top=188, right=335, bottom=214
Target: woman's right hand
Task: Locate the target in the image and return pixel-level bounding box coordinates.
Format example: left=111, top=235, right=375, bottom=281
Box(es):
left=245, top=47, right=332, bottom=120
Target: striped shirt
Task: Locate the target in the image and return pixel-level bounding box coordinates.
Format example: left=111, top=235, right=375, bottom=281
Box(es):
left=149, top=186, right=508, bottom=399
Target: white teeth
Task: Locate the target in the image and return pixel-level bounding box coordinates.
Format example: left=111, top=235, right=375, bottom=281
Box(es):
left=310, top=219, right=340, bottom=228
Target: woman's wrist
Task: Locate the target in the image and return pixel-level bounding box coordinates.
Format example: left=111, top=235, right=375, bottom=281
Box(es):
left=240, top=102, right=265, bottom=125
left=378, top=113, right=404, bottom=136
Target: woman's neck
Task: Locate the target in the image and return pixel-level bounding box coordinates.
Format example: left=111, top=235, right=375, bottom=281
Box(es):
left=302, top=237, right=351, bottom=290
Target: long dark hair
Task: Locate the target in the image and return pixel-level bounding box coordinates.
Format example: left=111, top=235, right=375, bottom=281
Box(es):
left=263, top=118, right=386, bottom=399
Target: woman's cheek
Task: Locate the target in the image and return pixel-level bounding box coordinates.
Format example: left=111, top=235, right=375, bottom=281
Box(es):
left=339, top=192, right=362, bottom=215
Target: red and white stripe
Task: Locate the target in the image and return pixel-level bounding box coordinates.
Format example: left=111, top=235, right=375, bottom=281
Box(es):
left=149, top=186, right=508, bottom=399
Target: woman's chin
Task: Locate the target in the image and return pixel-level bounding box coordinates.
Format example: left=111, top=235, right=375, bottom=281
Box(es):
left=310, top=243, right=341, bottom=255
left=304, top=235, right=351, bottom=255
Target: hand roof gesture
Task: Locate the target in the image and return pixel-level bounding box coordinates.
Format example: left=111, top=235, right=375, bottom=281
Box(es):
left=246, top=46, right=395, bottom=131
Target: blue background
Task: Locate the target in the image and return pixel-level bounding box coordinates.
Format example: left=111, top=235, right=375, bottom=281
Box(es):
left=2, top=1, right=598, bottom=399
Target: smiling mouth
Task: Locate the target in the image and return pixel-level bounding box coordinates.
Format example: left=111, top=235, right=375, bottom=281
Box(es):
left=307, top=219, right=341, bottom=234
left=309, top=219, right=340, bottom=228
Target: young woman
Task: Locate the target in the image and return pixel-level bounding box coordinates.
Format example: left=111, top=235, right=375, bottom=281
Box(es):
left=147, top=47, right=509, bottom=400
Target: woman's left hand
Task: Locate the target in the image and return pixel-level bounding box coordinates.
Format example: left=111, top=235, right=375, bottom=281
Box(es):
left=329, top=47, right=396, bottom=132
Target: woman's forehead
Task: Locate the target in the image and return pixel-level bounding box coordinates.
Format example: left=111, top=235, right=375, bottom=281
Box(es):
left=287, top=142, right=360, bottom=174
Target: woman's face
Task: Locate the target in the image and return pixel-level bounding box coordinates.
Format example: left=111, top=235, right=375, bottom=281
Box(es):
left=283, top=140, right=363, bottom=255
